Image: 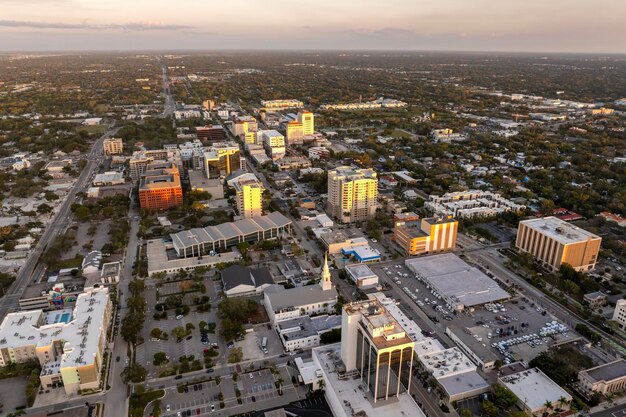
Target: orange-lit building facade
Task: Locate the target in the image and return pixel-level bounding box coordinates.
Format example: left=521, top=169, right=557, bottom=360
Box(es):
left=138, top=162, right=183, bottom=211
left=394, top=213, right=458, bottom=256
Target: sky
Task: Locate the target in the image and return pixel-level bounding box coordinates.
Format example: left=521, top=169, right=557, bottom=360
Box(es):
left=0, top=0, right=625, bottom=53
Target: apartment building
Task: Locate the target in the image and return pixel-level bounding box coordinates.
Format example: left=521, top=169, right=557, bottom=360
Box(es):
left=260, top=130, right=286, bottom=160
left=613, top=299, right=626, bottom=329
left=102, top=138, right=123, bottom=155
left=515, top=217, right=601, bottom=271
left=260, top=99, right=304, bottom=110
left=394, top=213, right=458, bottom=256
left=426, top=190, right=525, bottom=219
left=0, top=287, right=111, bottom=395
left=138, top=162, right=183, bottom=211
left=327, top=166, right=378, bottom=223
left=233, top=178, right=264, bottom=219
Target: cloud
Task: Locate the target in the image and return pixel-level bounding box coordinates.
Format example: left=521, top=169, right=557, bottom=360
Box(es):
left=0, top=19, right=194, bottom=31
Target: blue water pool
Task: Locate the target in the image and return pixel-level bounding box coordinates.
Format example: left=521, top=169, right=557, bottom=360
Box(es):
left=59, top=312, right=71, bottom=323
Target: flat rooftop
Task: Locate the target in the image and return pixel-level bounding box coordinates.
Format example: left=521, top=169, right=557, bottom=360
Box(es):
left=0, top=287, right=109, bottom=369
left=147, top=239, right=241, bottom=276
left=438, top=371, right=490, bottom=398
left=277, top=315, right=341, bottom=341
left=582, top=359, right=626, bottom=383
left=499, top=368, right=572, bottom=411
left=312, top=344, right=425, bottom=417
left=265, top=285, right=337, bottom=312
left=405, top=253, right=509, bottom=308
left=420, top=347, right=476, bottom=378
left=345, top=263, right=377, bottom=280
left=520, top=216, right=600, bottom=244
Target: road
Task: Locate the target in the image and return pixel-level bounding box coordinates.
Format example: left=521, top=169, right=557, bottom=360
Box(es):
left=0, top=125, right=115, bottom=321
left=159, top=60, right=176, bottom=118
left=102, top=197, right=141, bottom=417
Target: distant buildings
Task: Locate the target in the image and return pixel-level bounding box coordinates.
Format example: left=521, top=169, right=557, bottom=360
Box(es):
left=426, top=190, right=525, bottom=219
left=261, top=99, right=304, bottom=110
left=0, top=287, right=111, bottom=396
left=102, top=138, right=123, bottom=155
left=394, top=213, right=458, bottom=256
left=498, top=368, right=572, bottom=417
left=259, top=130, right=286, bottom=160
left=138, top=162, right=183, bottom=211
left=327, top=166, right=378, bottom=223
left=515, top=217, right=601, bottom=272
left=430, top=129, right=465, bottom=143
left=599, top=212, right=626, bottom=228
left=196, top=125, right=226, bottom=143
left=203, top=141, right=241, bottom=179
left=578, top=359, right=626, bottom=396
left=320, top=97, right=407, bottom=111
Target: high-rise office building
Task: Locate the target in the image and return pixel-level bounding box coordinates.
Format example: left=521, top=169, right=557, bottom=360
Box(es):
left=298, top=110, right=314, bottom=135
left=394, top=214, right=458, bottom=256
left=286, top=121, right=304, bottom=144
left=327, top=167, right=378, bottom=223
left=260, top=130, right=286, bottom=160
left=341, top=298, right=415, bottom=403
left=102, top=138, right=123, bottom=155
left=138, top=162, right=183, bottom=211
left=515, top=217, right=601, bottom=271
left=233, top=178, right=264, bottom=219
left=203, top=141, right=241, bottom=179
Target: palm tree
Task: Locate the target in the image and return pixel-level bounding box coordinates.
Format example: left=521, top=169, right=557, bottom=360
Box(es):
left=543, top=400, right=553, bottom=416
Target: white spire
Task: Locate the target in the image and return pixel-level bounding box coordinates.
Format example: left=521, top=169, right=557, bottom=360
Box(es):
left=321, top=252, right=332, bottom=291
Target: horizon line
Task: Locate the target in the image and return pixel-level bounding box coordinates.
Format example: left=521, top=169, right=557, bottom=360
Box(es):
left=0, top=48, right=625, bottom=56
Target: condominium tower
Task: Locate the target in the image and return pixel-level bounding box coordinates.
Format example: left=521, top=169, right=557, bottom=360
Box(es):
left=233, top=178, right=264, bottom=219
left=327, top=167, right=378, bottom=223
left=102, top=138, right=123, bottom=155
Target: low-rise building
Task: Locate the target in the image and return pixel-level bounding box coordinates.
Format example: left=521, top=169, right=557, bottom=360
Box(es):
left=188, top=170, right=224, bottom=199
left=277, top=315, right=341, bottom=352
left=345, top=264, right=379, bottom=288
left=498, top=368, right=572, bottom=417
left=264, top=256, right=337, bottom=323
left=221, top=265, right=274, bottom=297
left=578, top=359, right=626, bottom=396
left=426, top=190, right=525, bottom=219
left=583, top=291, right=607, bottom=309
left=93, top=171, right=125, bottom=187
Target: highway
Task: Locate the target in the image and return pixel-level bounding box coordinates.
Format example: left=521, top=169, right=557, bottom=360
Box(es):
left=0, top=125, right=116, bottom=321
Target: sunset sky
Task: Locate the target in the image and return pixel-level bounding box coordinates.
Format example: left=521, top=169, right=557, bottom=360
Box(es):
left=0, top=0, right=624, bottom=53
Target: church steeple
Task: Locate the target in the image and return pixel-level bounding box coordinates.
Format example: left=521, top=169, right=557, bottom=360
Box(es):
left=321, top=252, right=332, bottom=291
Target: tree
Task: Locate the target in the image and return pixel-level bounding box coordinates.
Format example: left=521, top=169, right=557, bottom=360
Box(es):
left=227, top=347, right=243, bottom=364
left=37, top=203, right=53, bottom=215
left=73, top=205, right=91, bottom=221
left=480, top=400, right=498, bottom=417
left=150, top=328, right=163, bottom=339
left=121, top=363, right=147, bottom=383
left=459, top=410, right=475, bottom=417
left=171, top=326, right=187, bottom=340
left=179, top=280, right=193, bottom=293
left=153, top=352, right=169, bottom=366
left=492, top=384, right=517, bottom=410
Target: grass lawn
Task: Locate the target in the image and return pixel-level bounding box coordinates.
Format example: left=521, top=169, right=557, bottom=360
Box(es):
left=390, top=128, right=413, bottom=139
left=129, top=389, right=165, bottom=417
left=76, top=125, right=107, bottom=135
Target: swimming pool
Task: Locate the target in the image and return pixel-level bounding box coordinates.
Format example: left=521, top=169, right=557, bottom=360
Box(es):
left=59, top=312, right=71, bottom=323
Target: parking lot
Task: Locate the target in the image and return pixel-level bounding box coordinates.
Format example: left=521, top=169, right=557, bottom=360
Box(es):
left=158, top=368, right=288, bottom=417
left=236, top=324, right=284, bottom=362
left=371, top=259, right=576, bottom=364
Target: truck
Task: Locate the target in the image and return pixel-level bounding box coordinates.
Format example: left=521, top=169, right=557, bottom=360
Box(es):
left=261, top=337, right=268, bottom=353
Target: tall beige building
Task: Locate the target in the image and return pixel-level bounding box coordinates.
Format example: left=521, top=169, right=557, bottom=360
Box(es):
left=327, top=167, right=378, bottom=223
left=298, top=110, right=314, bottom=135
left=233, top=178, right=264, bottom=219
left=102, top=138, right=123, bottom=155
left=515, top=217, right=601, bottom=272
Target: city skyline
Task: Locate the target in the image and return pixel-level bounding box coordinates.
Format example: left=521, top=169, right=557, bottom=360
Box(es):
left=0, top=0, right=625, bottom=53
